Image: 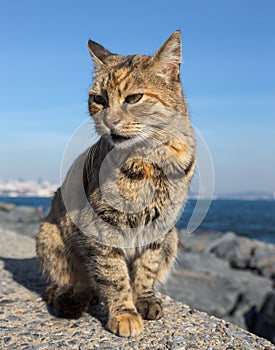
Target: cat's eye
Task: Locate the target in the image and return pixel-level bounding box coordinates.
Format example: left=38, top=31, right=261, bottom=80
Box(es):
left=90, top=94, right=107, bottom=106
left=125, top=94, right=143, bottom=104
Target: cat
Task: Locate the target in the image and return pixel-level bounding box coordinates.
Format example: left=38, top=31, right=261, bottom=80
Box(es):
left=36, top=30, right=196, bottom=337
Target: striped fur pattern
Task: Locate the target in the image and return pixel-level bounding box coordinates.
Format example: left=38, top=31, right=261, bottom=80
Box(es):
left=36, top=31, right=196, bottom=337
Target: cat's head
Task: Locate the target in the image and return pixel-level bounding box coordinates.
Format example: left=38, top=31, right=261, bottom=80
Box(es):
left=88, top=31, right=188, bottom=148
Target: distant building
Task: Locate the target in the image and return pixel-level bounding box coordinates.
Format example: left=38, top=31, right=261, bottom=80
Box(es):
left=0, top=179, right=58, bottom=197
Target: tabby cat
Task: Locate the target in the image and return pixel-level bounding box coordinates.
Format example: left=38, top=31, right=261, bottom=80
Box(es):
left=36, top=31, right=196, bottom=337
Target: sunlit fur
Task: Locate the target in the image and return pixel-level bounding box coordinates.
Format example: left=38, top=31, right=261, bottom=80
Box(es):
left=36, top=31, right=196, bottom=337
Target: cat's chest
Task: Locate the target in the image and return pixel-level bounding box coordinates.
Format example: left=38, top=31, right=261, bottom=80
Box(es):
left=117, top=159, right=160, bottom=201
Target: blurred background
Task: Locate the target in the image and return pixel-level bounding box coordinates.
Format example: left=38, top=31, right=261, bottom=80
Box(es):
left=0, top=0, right=275, bottom=344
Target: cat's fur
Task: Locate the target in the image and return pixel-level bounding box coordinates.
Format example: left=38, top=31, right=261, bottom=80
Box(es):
left=36, top=31, right=196, bottom=337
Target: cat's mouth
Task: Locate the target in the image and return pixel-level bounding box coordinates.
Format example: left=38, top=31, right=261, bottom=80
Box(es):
left=110, top=132, right=132, bottom=144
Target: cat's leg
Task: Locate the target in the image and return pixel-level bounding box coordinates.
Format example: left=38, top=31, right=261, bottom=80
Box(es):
left=132, top=228, right=178, bottom=320
left=50, top=283, right=91, bottom=319
left=36, top=221, right=91, bottom=318
left=82, top=243, right=143, bottom=337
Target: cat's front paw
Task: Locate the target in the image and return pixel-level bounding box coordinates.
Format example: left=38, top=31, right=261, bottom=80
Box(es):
left=107, top=312, right=143, bottom=337
left=136, top=296, right=164, bottom=320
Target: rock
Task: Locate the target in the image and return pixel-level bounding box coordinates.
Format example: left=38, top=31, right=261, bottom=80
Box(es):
left=249, top=244, right=275, bottom=280
left=206, top=232, right=255, bottom=269
left=0, top=202, right=15, bottom=212
left=178, top=230, right=223, bottom=253
left=179, top=230, right=275, bottom=281
left=247, top=291, right=275, bottom=344
left=160, top=231, right=275, bottom=344
left=0, top=203, right=42, bottom=238
left=159, top=249, right=274, bottom=331
left=0, top=205, right=41, bottom=223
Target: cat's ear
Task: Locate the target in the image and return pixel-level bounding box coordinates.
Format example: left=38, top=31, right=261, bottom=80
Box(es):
left=151, top=31, right=182, bottom=80
left=87, top=39, right=112, bottom=67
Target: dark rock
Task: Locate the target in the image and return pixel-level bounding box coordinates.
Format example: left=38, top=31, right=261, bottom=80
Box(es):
left=249, top=244, right=275, bottom=280
left=159, top=246, right=274, bottom=339
left=160, top=230, right=275, bottom=344
left=0, top=202, right=15, bottom=212
left=206, top=232, right=254, bottom=269
left=246, top=291, right=275, bottom=344
left=179, top=230, right=275, bottom=281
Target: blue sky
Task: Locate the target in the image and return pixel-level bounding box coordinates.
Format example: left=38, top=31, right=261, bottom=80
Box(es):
left=0, top=0, right=274, bottom=194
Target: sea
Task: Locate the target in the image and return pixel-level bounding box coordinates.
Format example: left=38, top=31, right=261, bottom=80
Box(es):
left=0, top=196, right=274, bottom=245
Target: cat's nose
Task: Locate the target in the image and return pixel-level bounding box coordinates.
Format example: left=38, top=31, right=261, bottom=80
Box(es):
left=110, top=128, right=118, bottom=135
left=104, top=115, right=121, bottom=130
